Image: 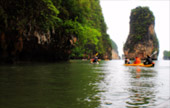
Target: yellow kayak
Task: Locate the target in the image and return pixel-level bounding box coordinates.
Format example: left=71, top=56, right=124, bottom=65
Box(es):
left=124, top=63, right=154, bottom=67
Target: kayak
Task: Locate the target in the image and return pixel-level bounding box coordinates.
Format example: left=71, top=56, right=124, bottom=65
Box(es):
left=91, top=62, right=99, bottom=64
left=90, top=59, right=99, bottom=64
left=124, top=63, right=154, bottom=67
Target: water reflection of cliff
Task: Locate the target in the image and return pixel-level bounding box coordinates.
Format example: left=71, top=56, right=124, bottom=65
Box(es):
left=126, top=67, right=157, bottom=107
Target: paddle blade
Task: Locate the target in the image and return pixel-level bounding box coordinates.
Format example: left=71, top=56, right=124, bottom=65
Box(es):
left=151, top=51, right=157, bottom=57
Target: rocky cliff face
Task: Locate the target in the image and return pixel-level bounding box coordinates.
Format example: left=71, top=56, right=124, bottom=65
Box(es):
left=0, top=29, right=74, bottom=63
left=123, top=6, right=159, bottom=60
left=111, top=40, right=119, bottom=59
left=112, top=49, right=119, bottom=59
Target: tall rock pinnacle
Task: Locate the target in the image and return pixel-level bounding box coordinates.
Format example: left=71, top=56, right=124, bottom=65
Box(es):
left=123, top=6, right=159, bottom=60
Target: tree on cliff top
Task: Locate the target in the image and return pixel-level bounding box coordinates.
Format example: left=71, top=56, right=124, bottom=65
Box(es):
left=130, top=6, right=155, bottom=40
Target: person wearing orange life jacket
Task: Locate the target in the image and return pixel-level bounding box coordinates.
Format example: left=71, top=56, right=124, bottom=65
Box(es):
left=134, top=57, right=141, bottom=64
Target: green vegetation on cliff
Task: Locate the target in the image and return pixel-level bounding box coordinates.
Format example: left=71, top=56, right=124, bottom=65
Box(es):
left=163, top=50, right=170, bottom=60
left=0, top=0, right=113, bottom=63
left=130, top=6, right=155, bottom=40
left=67, top=0, right=112, bottom=59
left=129, top=6, right=159, bottom=50
left=123, top=6, right=159, bottom=59
left=131, top=6, right=159, bottom=49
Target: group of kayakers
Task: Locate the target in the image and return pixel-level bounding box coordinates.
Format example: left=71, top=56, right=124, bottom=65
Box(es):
left=125, top=55, right=153, bottom=65
left=91, top=52, right=154, bottom=66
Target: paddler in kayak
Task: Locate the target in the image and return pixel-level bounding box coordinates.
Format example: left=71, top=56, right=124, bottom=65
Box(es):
left=91, top=53, right=99, bottom=64
left=125, top=58, right=131, bottom=64
left=144, top=55, right=153, bottom=65
left=134, top=56, right=141, bottom=64
left=93, top=56, right=98, bottom=63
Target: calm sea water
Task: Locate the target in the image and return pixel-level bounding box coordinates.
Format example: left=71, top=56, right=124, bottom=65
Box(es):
left=0, top=60, right=169, bottom=108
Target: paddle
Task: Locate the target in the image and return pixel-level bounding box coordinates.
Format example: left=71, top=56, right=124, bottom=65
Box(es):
left=150, top=51, right=157, bottom=57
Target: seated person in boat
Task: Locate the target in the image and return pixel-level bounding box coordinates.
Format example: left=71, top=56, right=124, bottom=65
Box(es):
left=92, top=53, right=99, bottom=63
left=144, top=55, right=152, bottom=65
left=125, top=58, right=131, bottom=64
left=134, top=57, right=141, bottom=64
left=93, top=56, right=98, bottom=63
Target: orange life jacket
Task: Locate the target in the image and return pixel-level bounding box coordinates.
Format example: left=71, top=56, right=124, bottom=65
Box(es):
left=134, top=57, right=141, bottom=64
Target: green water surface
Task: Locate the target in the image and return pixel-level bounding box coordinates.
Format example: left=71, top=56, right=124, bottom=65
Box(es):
left=0, top=60, right=169, bottom=108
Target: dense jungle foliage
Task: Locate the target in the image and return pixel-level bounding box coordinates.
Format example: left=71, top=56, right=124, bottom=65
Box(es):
left=163, top=50, right=170, bottom=60
left=0, top=0, right=114, bottom=63
left=130, top=6, right=155, bottom=40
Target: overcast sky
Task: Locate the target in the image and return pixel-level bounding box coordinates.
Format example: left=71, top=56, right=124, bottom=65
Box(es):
left=100, top=0, right=170, bottom=59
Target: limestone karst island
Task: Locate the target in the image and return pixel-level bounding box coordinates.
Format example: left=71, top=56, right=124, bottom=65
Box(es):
left=124, top=6, right=159, bottom=60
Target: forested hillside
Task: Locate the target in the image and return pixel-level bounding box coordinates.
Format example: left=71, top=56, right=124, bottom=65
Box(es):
left=0, top=0, right=114, bottom=63
left=163, top=50, right=170, bottom=60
